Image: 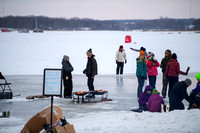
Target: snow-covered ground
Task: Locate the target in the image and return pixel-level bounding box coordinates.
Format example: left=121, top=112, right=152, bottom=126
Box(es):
left=0, top=31, right=200, bottom=133
left=0, top=31, right=200, bottom=75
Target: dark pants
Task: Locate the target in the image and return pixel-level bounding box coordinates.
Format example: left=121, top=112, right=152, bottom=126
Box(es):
left=116, top=62, right=124, bottom=75
left=140, top=105, right=148, bottom=111
left=137, top=76, right=145, bottom=98
left=190, top=92, right=200, bottom=107
left=148, top=75, right=156, bottom=89
left=161, top=74, right=168, bottom=98
left=167, top=76, right=178, bottom=98
left=63, top=76, right=73, bottom=97
left=88, top=77, right=94, bottom=91
left=169, top=100, right=184, bottom=111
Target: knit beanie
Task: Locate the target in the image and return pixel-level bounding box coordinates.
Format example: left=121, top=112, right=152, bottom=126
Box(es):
left=63, top=55, right=69, bottom=60
left=87, top=48, right=92, bottom=53
left=172, top=53, right=177, bottom=59
left=140, top=50, right=145, bottom=56
left=152, top=88, right=158, bottom=94
left=119, top=45, right=123, bottom=49
left=196, top=72, right=200, bottom=80
left=184, top=78, right=192, bottom=86
left=140, top=47, right=146, bottom=52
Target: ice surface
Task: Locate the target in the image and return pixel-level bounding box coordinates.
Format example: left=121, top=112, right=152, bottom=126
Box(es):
left=0, top=74, right=200, bottom=133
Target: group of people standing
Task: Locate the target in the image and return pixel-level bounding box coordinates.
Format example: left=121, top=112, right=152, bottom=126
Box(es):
left=133, top=46, right=199, bottom=112
left=62, top=48, right=97, bottom=98
left=62, top=45, right=200, bottom=112
left=115, top=45, right=199, bottom=112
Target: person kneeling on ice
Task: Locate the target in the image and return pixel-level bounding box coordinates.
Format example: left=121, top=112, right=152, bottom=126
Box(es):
left=189, top=72, right=200, bottom=109
left=138, top=85, right=153, bottom=111
left=147, top=89, right=164, bottom=112
left=169, top=78, right=197, bottom=111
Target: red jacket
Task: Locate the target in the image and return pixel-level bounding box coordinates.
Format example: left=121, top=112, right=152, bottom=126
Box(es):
left=147, top=60, right=160, bottom=76
left=165, top=59, right=185, bottom=77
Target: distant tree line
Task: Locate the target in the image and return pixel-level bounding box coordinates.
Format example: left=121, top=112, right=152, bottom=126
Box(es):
left=0, top=16, right=199, bottom=31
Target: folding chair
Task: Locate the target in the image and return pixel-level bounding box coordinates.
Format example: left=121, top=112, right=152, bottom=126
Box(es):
left=0, top=72, right=13, bottom=99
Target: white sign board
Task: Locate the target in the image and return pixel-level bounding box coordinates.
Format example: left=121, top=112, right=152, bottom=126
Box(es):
left=43, top=69, right=62, bottom=96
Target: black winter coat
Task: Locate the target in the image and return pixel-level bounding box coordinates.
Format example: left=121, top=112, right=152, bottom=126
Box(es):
left=170, top=81, right=194, bottom=104
left=62, top=60, right=74, bottom=79
left=83, top=55, right=97, bottom=77
left=160, top=57, right=171, bottom=73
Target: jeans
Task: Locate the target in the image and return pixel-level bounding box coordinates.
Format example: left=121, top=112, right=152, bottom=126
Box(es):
left=161, top=74, right=168, bottom=98
left=88, top=77, right=94, bottom=91
left=148, top=75, right=157, bottom=89
left=137, top=76, right=146, bottom=98
left=116, top=62, right=124, bottom=75
left=167, top=76, right=178, bottom=98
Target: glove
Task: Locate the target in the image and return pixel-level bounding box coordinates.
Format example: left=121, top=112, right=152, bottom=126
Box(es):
left=125, top=60, right=127, bottom=64
left=152, top=57, right=157, bottom=63
left=184, top=72, right=188, bottom=76
left=83, top=69, right=86, bottom=74
left=186, top=67, right=190, bottom=75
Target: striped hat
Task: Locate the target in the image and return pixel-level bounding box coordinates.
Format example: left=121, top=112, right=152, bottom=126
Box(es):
left=153, top=88, right=158, bottom=94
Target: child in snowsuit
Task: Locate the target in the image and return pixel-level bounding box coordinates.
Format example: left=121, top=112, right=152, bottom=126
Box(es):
left=138, top=85, right=153, bottom=111
left=189, top=72, right=200, bottom=108
left=147, top=89, right=164, bottom=112
left=147, top=52, right=160, bottom=89
left=62, top=55, right=74, bottom=98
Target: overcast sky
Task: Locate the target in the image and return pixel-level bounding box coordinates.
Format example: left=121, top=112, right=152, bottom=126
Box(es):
left=1, top=0, right=200, bottom=20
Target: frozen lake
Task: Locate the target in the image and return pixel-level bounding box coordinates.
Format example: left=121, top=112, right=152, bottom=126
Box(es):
left=0, top=31, right=200, bottom=133
left=0, top=31, right=200, bottom=75
left=0, top=74, right=200, bottom=133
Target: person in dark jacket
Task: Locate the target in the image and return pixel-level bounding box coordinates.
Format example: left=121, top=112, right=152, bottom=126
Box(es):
left=62, top=55, right=74, bottom=98
left=83, top=48, right=98, bottom=97
left=189, top=72, right=200, bottom=108
left=147, top=89, right=164, bottom=112
left=165, top=53, right=188, bottom=97
left=160, top=49, right=171, bottom=98
left=130, top=46, right=148, bottom=57
left=169, top=78, right=196, bottom=111
left=138, top=85, right=153, bottom=111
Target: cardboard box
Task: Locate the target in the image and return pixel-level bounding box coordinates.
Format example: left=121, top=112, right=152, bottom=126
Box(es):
left=54, top=124, right=76, bottom=133
left=21, top=106, right=63, bottom=133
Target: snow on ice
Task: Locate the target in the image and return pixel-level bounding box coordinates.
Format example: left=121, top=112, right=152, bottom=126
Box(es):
left=0, top=31, right=200, bottom=133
